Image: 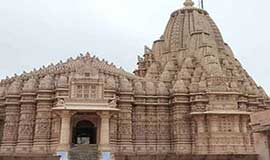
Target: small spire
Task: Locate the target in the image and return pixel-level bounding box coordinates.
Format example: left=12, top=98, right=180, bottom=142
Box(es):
left=184, top=0, right=194, bottom=7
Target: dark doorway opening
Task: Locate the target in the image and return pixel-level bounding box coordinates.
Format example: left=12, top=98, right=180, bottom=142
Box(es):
left=72, top=120, right=97, bottom=144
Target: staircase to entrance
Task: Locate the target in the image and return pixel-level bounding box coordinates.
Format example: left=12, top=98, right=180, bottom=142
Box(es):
left=69, top=144, right=98, bottom=160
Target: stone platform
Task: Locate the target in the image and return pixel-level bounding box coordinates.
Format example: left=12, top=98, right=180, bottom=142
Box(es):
left=0, top=154, right=60, bottom=160
left=115, top=154, right=258, bottom=160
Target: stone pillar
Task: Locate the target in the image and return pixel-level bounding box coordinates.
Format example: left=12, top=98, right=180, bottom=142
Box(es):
left=242, top=115, right=254, bottom=153
left=241, top=116, right=248, bottom=133
left=118, top=77, right=134, bottom=153
left=1, top=80, right=21, bottom=153
left=0, top=87, right=6, bottom=143
left=98, top=111, right=111, bottom=152
left=52, top=75, right=69, bottom=152
left=233, top=115, right=240, bottom=132
left=209, top=115, right=218, bottom=133
left=16, top=78, right=37, bottom=153
left=254, top=132, right=270, bottom=160
left=133, top=81, right=146, bottom=154
left=57, top=111, right=72, bottom=151
left=196, top=115, right=206, bottom=133
left=172, top=80, right=191, bottom=154
left=192, top=115, right=208, bottom=154
left=32, top=75, right=54, bottom=153
left=105, top=76, right=117, bottom=154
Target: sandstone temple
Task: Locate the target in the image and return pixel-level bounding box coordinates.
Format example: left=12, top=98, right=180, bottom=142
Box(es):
left=0, top=0, right=269, bottom=160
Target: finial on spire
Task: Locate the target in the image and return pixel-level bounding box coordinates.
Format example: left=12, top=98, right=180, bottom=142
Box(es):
left=184, top=0, right=194, bottom=7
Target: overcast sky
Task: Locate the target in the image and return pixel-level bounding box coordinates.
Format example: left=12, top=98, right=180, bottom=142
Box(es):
left=0, top=0, right=270, bottom=92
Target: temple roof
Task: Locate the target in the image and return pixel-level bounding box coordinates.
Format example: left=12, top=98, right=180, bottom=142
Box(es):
left=0, top=53, right=139, bottom=87
left=0, top=0, right=268, bottom=98
left=134, top=0, right=268, bottom=97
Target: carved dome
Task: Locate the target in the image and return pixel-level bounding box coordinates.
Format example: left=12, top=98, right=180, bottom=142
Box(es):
left=120, top=77, right=132, bottom=92
left=178, top=68, right=191, bottom=80
left=39, top=75, right=54, bottom=90
left=145, top=62, right=160, bottom=79
left=106, top=76, right=116, bottom=90
left=134, top=0, right=264, bottom=95
left=164, top=61, right=176, bottom=71
left=134, top=81, right=145, bottom=95
left=173, top=79, right=188, bottom=93
left=160, top=70, right=171, bottom=82
left=163, top=2, right=224, bottom=54
left=7, top=80, right=22, bottom=95
left=23, top=78, right=37, bottom=92
left=198, top=79, right=207, bottom=91
left=57, top=75, right=68, bottom=88
left=157, top=82, right=169, bottom=96
left=182, top=57, right=194, bottom=69
left=145, top=81, right=156, bottom=95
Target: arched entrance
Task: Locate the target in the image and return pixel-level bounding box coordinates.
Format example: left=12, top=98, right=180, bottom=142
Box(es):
left=72, top=120, right=97, bottom=144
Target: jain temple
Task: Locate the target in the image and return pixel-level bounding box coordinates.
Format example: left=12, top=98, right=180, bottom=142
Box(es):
left=0, top=0, right=270, bottom=160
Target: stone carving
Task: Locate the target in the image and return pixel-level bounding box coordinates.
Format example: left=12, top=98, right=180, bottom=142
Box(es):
left=35, top=121, right=50, bottom=136
left=184, top=0, right=194, bottom=7
left=145, top=81, right=156, bottom=95
left=0, top=0, right=267, bottom=159
left=0, top=87, right=5, bottom=97
left=3, top=123, right=18, bottom=140
left=157, top=82, right=169, bottom=95
left=134, top=81, right=145, bottom=95
left=75, top=64, right=99, bottom=79
left=39, top=75, right=54, bottom=90
left=160, top=70, right=171, bottom=82
left=57, top=75, right=68, bottom=88
left=120, top=77, right=132, bottom=92
left=173, top=80, right=188, bottom=93
left=105, top=76, right=116, bottom=90
left=19, top=125, right=34, bottom=138
left=56, top=99, right=65, bottom=106
left=7, top=80, right=21, bottom=95
left=23, top=78, right=37, bottom=92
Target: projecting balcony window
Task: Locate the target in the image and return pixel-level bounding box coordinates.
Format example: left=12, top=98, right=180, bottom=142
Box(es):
left=218, top=117, right=233, bottom=132
left=75, top=84, right=97, bottom=99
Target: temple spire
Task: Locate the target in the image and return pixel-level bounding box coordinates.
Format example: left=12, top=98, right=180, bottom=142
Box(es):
left=184, top=0, right=194, bottom=7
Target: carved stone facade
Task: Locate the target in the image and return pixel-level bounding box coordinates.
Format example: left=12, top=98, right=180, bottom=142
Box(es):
left=0, top=1, right=268, bottom=160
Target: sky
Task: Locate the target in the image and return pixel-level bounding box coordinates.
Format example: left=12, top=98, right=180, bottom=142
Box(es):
left=0, top=0, right=270, bottom=92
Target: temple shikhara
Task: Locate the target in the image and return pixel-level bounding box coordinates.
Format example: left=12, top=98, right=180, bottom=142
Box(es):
left=0, top=0, right=269, bottom=160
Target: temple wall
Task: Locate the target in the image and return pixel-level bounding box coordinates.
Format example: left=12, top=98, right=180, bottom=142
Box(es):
left=0, top=78, right=261, bottom=159
left=0, top=64, right=265, bottom=160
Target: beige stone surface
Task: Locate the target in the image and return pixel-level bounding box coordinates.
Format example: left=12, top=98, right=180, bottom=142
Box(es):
left=0, top=0, right=269, bottom=159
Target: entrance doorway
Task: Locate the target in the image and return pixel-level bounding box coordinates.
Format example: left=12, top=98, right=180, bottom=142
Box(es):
left=72, top=120, right=97, bottom=144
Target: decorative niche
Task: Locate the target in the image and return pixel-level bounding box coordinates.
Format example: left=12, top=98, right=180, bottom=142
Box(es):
left=70, top=65, right=104, bottom=99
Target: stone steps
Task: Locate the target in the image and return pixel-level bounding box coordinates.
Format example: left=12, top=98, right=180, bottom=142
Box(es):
left=69, top=145, right=98, bottom=160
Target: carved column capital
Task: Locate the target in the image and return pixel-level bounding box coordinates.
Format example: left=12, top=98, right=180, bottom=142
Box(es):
left=97, top=111, right=112, bottom=119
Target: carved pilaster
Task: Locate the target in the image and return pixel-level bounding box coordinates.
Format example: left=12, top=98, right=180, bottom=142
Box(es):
left=172, top=92, right=191, bottom=154
left=132, top=103, right=146, bottom=154
left=1, top=81, right=21, bottom=153
left=16, top=92, right=36, bottom=153
left=52, top=76, right=68, bottom=152
left=57, top=110, right=73, bottom=151
left=32, top=89, right=54, bottom=153
left=0, top=89, right=5, bottom=144
left=156, top=98, right=170, bottom=154
left=145, top=105, right=157, bottom=153
left=118, top=91, right=134, bottom=154
left=0, top=89, right=5, bottom=120
left=97, top=111, right=111, bottom=152
left=192, top=115, right=208, bottom=154
left=32, top=75, right=54, bottom=153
